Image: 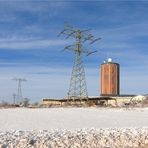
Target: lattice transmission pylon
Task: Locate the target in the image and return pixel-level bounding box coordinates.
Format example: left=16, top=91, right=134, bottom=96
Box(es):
left=58, top=24, right=101, bottom=101
left=13, top=78, right=27, bottom=104
left=68, top=51, right=88, bottom=100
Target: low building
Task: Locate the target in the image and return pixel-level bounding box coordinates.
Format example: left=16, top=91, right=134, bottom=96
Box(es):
left=41, top=94, right=146, bottom=107
left=41, top=98, right=63, bottom=106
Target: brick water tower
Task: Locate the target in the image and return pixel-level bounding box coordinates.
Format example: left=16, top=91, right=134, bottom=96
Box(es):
left=100, top=58, right=120, bottom=96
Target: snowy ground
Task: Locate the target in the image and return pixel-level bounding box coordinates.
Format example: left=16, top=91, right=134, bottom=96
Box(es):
left=0, top=128, right=148, bottom=148
left=0, top=108, right=148, bottom=131
left=0, top=108, right=148, bottom=147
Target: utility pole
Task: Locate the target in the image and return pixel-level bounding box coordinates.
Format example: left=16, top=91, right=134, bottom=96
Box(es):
left=13, top=78, right=27, bottom=104
left=58, top=24, right=101, bottom=101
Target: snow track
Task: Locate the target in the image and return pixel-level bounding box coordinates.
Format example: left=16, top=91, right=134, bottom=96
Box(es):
left=0, top=108, right=148, bottom=131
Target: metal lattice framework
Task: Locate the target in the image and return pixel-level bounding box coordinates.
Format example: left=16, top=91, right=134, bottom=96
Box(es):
left=13, top=78, right=27, bottom=104
left=58, top=24, right=101, bottom=101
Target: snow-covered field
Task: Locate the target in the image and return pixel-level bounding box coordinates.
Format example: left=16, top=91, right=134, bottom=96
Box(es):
left=0, top=108, right=148, bottom=147
left=0, top=108, right=148, bottom=131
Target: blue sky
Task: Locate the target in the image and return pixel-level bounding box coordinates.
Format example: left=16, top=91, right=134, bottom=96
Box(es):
left=0, top=0, right=148, bottom=102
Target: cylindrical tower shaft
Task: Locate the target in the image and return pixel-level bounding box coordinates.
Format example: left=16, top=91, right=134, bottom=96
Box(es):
left=100, top=59, right=120, bottom=96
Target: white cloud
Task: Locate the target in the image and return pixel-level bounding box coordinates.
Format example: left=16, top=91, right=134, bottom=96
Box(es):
left=0, top=39, right=68, bottom=50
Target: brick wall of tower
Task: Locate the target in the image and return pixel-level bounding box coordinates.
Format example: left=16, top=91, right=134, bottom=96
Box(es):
left=100, top=62, right=120, bottom=96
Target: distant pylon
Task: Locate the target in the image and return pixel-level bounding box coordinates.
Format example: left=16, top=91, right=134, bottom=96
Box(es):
left=13, top=78, right=27, bottom=103
left=58, top=24, right=101, bottom=101
left=12, top=94, right=16, bottom=105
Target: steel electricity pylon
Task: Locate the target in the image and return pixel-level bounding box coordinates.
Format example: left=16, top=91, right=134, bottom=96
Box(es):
left=13, top=78, right=27, bottom=103
left=58, top=24, right=101, bottom=101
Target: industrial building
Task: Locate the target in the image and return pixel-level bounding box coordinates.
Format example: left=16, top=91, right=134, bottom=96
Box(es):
left=41, top=95, right=143, bottom=107
left=41, top=58, right=145, bottom=107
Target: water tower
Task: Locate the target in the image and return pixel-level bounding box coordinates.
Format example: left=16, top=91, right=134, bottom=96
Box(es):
left=100, top=58, right=120, bottom=96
